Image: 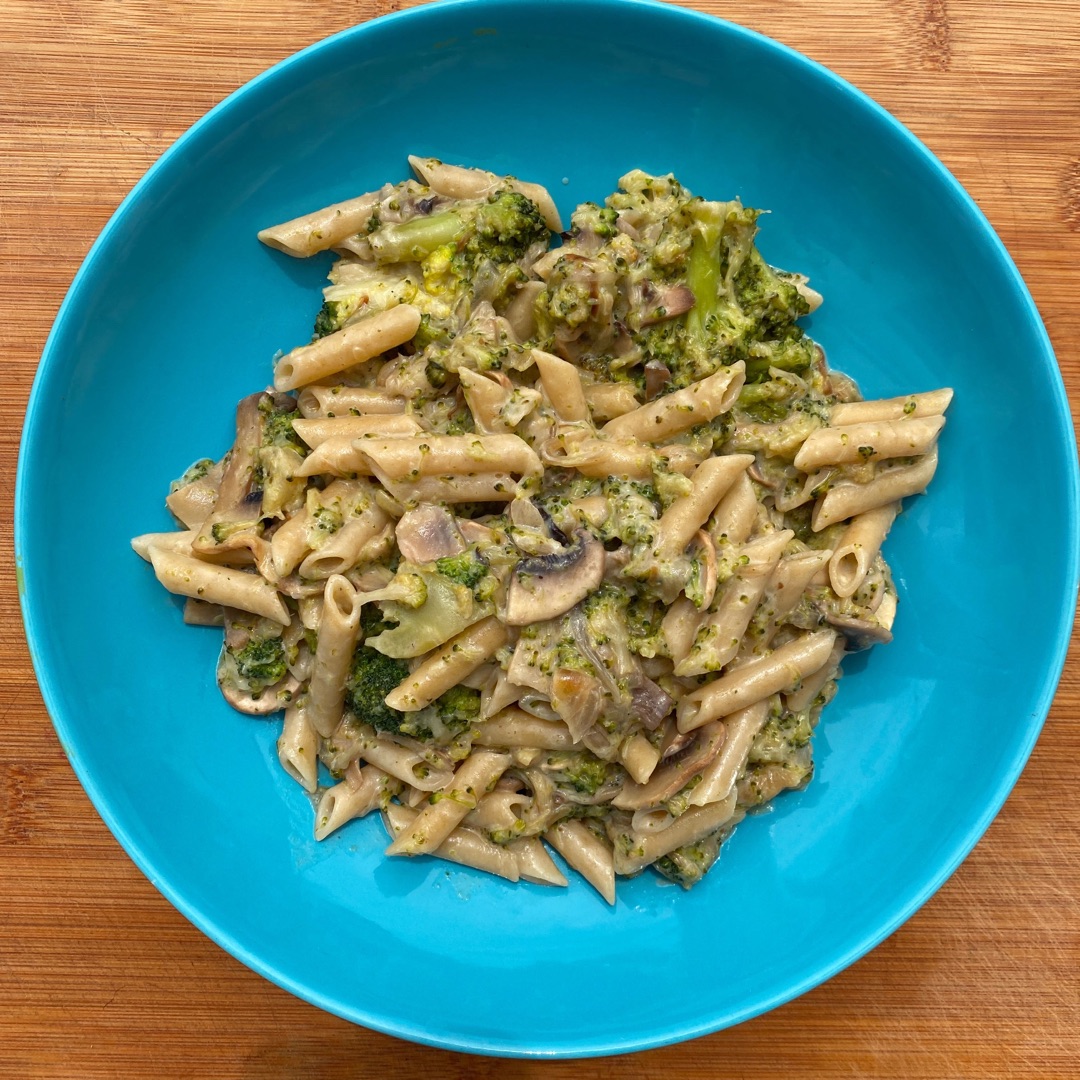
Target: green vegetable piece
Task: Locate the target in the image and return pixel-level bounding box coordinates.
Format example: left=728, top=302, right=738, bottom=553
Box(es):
left=344, top=645, right=410, bottom=734
left=230, top=636, right=287, bottom=691
left=435, top=550, right=489, bottom=590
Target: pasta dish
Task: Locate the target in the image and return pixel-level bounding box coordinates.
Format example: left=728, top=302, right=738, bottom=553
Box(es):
left=133, top=159, right=950, bottom=902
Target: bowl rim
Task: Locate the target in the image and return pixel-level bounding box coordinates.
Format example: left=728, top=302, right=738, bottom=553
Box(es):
left=15, top=0, right=1080, bottom=1057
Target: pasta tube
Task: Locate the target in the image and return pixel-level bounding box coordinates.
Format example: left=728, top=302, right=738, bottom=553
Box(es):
left=307, top=575, right=364, bottom=737
left=386, top=750, right=512, bottom=856
left=677, top=629, right=839, bottom=732
left=601, top=362, right=745, bottom=442
left=793, top=415, right=944, bottom=471
left=147, top=547, right=289, bottom=624
left=274, top=305, right=421, bottom=392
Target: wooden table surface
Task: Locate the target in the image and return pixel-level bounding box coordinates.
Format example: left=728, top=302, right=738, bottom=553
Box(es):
left=3, top=1, right=1079, bottom=1075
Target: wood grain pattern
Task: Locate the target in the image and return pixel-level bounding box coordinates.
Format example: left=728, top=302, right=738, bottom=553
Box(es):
left=2, top=1, right=1078, bottom=1076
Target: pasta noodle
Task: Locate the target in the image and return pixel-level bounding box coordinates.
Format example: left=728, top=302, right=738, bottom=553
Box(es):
left=135, top=161, right=950, bottom=901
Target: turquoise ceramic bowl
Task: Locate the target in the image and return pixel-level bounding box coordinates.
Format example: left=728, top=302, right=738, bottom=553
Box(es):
left=17, top=0, right=1079, bottom=1057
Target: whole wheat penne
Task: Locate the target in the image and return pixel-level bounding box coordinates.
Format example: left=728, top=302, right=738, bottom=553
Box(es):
left=274, top=305, right=421, bottom=392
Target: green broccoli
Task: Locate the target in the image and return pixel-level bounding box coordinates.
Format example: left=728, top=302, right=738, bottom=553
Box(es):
left=313, top=299, right=351, bottom=339
left=544, top=751, right=617, bottom=796
left=733, top=248, right=810, bottom=334
left=344, top=645, right=411, bottom=734
left=568, top=201, right=619, bottom=241
left=435, top=549, right=489, bottom=590
left=467, top=190, right=550, bottom=265
left=368, top=189, right=549, bottom=271
left=654, top=826, right=728, bottom=889
left=258, top=396, right=307, bottom=456
left=229, top=636, right=288, bottom=692
left=170, top=458, right=214, bottom=493
left=434, top=685, right=481, bottom=732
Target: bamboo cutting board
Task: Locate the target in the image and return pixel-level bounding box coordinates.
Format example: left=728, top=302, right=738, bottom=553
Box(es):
left=2, top=1, right=1078, bottom=1076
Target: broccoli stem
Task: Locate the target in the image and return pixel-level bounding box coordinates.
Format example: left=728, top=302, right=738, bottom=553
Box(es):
left=369, top=211, right=468, bottom=264
left=684, top=220, right=722, bottom=349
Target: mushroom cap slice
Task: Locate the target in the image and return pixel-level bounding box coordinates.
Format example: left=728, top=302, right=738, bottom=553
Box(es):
left=504, top=531, right=605, bottom=627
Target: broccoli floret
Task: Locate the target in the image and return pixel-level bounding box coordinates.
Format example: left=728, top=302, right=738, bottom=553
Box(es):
left=733, top=248, right=810, bottom=335
left=413, top=312, right=453, bottom=353
left=313, top=299, right=351, bottom=339
left=344, top=645, right=411, bottom=734
left=229, top=636, right=287, bottom=691
left=544, top=751, right=617, bottom=796
left=435, top=549, right=489, bottom=590
left=170, top=458, right=214, bottom=493
left=467, top=190, right=549, bottom=264
left=743, top=327, right=816, bottom=383
left=654, top=826, right=728, bottom=889
left=258, top=396, right=307, bottom=455
left=434, top=685, right=481, bottom=731
left=569, top=201, right=619, bottom=241
left=368, top=189, right=549, bottom=272
left=360, top=602, right=397, bottom=638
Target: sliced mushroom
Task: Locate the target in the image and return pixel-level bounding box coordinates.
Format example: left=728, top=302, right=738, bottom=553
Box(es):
left=644, top=360, right=672, bottom=401
left=628, top=675, right=675, bottom=731
left=394, top=505, right=466, bottom=564
left=639, top=285, right=696, bottom=327
left=504, top=530, right=605, bottom=626
left=192, top=392, right=275, bottom=576
left=825, top=612, right=893, bottom=650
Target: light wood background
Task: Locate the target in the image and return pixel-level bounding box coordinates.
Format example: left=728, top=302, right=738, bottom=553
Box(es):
left=2, top=1, right=1078, bottom=1076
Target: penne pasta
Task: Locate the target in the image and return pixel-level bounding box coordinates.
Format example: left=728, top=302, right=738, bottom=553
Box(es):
left=653, top=454, right=754, bottom=561
left=545, top=820, right=616, bottom=905
left=602, top=362, right=746, bottom=443
left=812, top=448, right=939, bottom=530
left=307, top=575, right=365, bottom=737
left=147, top=547, right=289, bottom=624
left=408, top=155, right=563, bottom=232
left=386, top=750, right=512, bottom=856
left=292, top=414, right=420, bottom=449
left=314, top=764, right=397, bottom=840
left=612, top=791, right=738, bottom=876
left=382, top=802, right=521, bottom=881
left=278, top=700, right=319, bottom=792
left=793, top=415, right=945, bottom=471
left=355, top=433, right=543, bottom=483
left=532, top=349, right=590, bottom=423
left=385, top=617, right=510, bottom=712
left=828, top=502, right=899, bottom=598
left=258, top=189, right=383, bottom=258
left=678, top=629, right=839, bottom=732
left=830, top=387, right=953, bottom=425
left=296, top=384, right=407, bottom=419
left=274, top=305, right=422, bottom=392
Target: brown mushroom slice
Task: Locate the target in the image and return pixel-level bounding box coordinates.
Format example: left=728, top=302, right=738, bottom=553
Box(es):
left=644, top=360, right=672, bottom=401
left=825, top=612, right=893, bottom=650
left=192, top=392, right=275, bottom=576
left=628, top=675, right=675, bottom=732
left=395, top=505, right=466, bottom=564
left=639, top=285, right=696, bottom=328
left=504, top=531, right=605, bottom=626
left=611, top=721, right=727, bottom=811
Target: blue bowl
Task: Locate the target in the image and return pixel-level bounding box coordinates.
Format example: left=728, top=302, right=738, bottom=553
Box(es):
left=17, top=0, right=1079, bottom=1057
